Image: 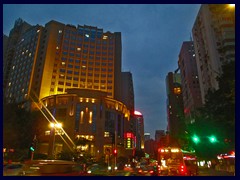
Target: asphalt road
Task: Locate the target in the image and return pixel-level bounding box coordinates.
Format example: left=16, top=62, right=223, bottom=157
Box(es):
left=198, top=167, right=235, bottom=176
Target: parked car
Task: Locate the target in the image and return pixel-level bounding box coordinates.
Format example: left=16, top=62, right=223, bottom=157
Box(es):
left=86, top=164, right=108, bottom=176
left=137, top=165, right=159, bottom=176
left=3, top=163, right=24, bottom=176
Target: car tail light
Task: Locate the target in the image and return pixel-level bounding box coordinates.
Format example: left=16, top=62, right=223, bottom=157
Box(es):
left=180, top=165, right=186, bottom=173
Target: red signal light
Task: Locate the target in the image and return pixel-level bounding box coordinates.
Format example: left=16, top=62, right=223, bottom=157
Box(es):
left=113, top=149, right=117, bottom=155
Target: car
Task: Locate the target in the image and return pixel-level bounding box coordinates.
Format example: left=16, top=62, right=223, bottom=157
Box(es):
left=86, top=164, right=108, bottom=176
left=137, top=165, right=159, bottom=176
left=3, top=163, right=24, bottom=176
left=184, top=159, right=198, bottom=176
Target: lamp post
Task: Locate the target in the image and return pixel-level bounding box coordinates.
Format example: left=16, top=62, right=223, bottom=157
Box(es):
left=48, top=122, right=62, bottom=159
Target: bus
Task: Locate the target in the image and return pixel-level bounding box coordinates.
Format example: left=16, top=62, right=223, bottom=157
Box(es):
left=157, top=147, right=187, bottom=176
left=157, top=147, right=198, bottom=176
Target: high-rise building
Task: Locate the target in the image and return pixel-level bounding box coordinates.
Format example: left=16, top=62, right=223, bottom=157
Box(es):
left=3, top=34, right=9, bottom=69
left=3, top=18, right=32, bottom=98
left=155, top=130, right=165, bottom=142
left=192, top=4, right=235, bottom=103
left=144, top=132, right=151, bottom=142
left=155, top=130, right=167, bottom=149
left=165, top=72, right=185, bottom=146
left=178, top=41, right=202, bottom=122
left=4, top=19, right=132, bottom=158
left=144, top=139, right=155, bottom=158
left=132, top=111, right=144, bottom=151
left=121, top=72, right=134, bottom=112
left=5, top=20, right=122, bottom=106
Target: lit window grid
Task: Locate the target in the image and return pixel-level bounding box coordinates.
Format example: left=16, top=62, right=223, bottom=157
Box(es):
left=49, top=26, right=115, bottom=97
left=6, top=27, right=40, bottom=102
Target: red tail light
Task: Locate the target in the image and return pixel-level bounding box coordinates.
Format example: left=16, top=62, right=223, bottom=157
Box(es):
left=180, top=164, right=186, bottom=173
left=149, top=170, right=154, bottom=174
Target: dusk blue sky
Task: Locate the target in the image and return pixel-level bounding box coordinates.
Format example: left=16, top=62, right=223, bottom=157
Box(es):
left=3, top=4, right=201, bottom=139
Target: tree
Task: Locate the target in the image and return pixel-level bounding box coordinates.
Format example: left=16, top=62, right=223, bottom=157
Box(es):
left=185, top=61, right=235, bottom=158
left=3, top=102, right=45, bottom=161
left=202, top=61, right=235, bottom=144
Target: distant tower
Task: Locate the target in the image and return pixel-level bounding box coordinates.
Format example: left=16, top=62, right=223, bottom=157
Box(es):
left=144, top=133, right=150, bottom=142
left=178, top=41, right=202, bottom=123
left=155, top=130, right=165, bottom=142
left=165, top=72, right=185, bottom=146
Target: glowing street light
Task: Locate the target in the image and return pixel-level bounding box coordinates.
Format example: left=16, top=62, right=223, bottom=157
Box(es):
left=50, top=122, right=62, bottom=129
left=48, top=122, right=62, bottom=159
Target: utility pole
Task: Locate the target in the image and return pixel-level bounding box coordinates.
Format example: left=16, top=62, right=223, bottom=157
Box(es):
left=114, top=129, right=117, bottom=170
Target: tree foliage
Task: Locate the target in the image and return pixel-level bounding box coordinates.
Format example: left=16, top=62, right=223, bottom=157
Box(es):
left=3, top=102, right=44, bottom=155
left=185, top=61, right=235, bottom=158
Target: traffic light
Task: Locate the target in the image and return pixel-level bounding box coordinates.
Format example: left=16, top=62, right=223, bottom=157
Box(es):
left=208, top=135, right=217, bottom=143
left=30, top=143, right=35, bottom=152
left=192, top=135, right=200, bottom=144
left=113, top=149, right=117, bottom=156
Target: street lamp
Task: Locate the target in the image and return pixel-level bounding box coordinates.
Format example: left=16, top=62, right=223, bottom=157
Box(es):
left=48, top=122, right=62, bottom=159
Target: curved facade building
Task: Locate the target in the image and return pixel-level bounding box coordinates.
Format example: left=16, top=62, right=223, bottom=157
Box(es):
left=37, top=88, right=130, bottom=158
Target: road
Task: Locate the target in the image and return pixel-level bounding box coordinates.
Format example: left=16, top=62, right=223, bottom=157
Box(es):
left=198, top=167, right=235, bottom=176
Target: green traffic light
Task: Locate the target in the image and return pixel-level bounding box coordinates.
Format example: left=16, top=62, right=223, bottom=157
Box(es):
left=192, top=135, right=200, bottom=144
left=30, top=147, right=35, bottom=151
left=208, top=136, right=217, bottom=143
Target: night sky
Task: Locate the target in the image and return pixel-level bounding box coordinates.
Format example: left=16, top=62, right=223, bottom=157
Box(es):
left=3, top=4, right=201, bottom=139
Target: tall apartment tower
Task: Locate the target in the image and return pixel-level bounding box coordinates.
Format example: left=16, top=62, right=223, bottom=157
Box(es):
left=3, top=18, right=32, bottom=99
left=178, top=41, right=202, bottom=122
left=192, top=4, right=235, bottom=103
left=165, top=72, right=185, bottom=145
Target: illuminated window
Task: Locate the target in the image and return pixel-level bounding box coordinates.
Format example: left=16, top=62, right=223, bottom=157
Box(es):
left=45, top=130, right=51, bottom=135
left=80, top=111, right=84, bottom=124
left=173, top=87, right=181, bottom=94
left=89, top=111, right=92, bottom=124
left=103, top=35, right=108, bottom=40
left=104, top=132, right=110, bottom=137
